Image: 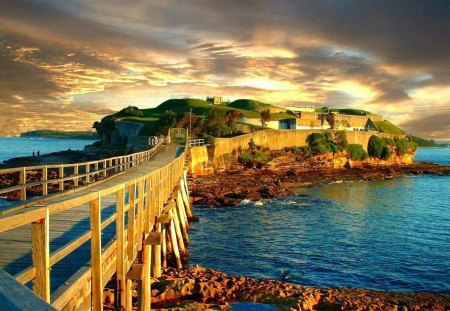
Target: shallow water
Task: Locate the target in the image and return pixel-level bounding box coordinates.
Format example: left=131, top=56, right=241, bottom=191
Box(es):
left=189, top=174, right=450, bottom=293
left=0, top=136, right=96, bottom=163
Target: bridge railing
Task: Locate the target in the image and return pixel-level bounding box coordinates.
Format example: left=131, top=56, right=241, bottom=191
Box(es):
left=0, top=140, right=163, bottom=208
left=0, top=149, right=187, bottom=310
left=186, top=139, right=205, bottom=147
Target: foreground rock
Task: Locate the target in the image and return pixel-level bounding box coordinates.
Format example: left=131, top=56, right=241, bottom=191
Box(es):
left=150, top=266, right=450, bottom=310
left=189, top=162, right=450, bottom=206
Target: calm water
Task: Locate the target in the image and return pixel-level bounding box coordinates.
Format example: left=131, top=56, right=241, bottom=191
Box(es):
left=0, top=136, right=97, bottom=163
left=415, top=147, right=450, bottom=165
left=189, top=148, right=450, bottom=294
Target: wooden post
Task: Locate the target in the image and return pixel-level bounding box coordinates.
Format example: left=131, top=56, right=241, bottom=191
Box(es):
left=42, top=166, right=48, bottom=196
left=144, top=176, right=151, bottom=234
left=169, top=217, right=182, bottom=268
left=151, top=224, right=162, bottom=277
left=58, top=165, right=64, bottom=192
left=127, top=184, right=136, bottom=260
left=171, top=209, right=185, bottom=253
left=116, top=188, right=127, bottom=309
left=176, top=191, right=189, bottom=243
left=20, top=167, right=26, bottom=201
left=90, top=193, right=102, bottom=311
left=31, top=207, right=50, bottom=302
left=73, top=165, right=79, bottom=188
left=86, top=164, right=90, bottom=184
left=137, top=179, right=144, bottom=251
left=161, top=225, right=167, bottom=268
left=141, top=243, right=151, bottom=311
left=180, top=178, right=193, bottom=218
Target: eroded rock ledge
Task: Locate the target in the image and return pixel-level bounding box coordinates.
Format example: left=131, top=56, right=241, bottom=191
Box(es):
left=150, top=266, right=450, bottom=310
left=189, top=162, right=450, bottom=206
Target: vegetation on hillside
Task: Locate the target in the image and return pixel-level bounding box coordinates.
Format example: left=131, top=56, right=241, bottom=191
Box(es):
left=368, top=135, right=417, bottom=160
left=259, top=109, right=271, bottom=128
left=228, top=99, right=270, bottom=111
left=21, top=130, right=99, bottom=140
left=408, top=135, right=437, bottom=147
left=317, top=107, right=372, bottom=116
left=372, top=120, right=405, bottom=135
left=346, top=144, right=368, bottom=160
left=306, top=131, right=348, bottom=155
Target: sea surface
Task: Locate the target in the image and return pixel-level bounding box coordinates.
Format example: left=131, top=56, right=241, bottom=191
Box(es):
left=0, top=136, right=97, bottom=163
left=189, top=148, right=450, bottom=294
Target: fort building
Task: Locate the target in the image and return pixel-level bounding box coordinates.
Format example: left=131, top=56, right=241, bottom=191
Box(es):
left=206, top=96, right=222, bottom=105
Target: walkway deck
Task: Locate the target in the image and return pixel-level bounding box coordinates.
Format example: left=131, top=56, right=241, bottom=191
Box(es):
left=0, top=144, right=184, bottom=296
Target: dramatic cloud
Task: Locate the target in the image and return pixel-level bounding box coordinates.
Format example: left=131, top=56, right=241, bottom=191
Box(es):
left=0, top=0, right=448, bottom=139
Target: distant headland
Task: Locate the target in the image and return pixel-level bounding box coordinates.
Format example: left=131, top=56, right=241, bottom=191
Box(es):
left=20, top=130, right=100, bottom=140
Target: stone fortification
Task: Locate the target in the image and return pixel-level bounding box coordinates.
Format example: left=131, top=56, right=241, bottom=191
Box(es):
left=212, top=129, right=403, bottom=161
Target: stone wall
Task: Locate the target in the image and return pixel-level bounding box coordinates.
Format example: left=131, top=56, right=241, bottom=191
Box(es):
left=211, top=129, right=404, bottom=161
left=189, top=146, right=210, bottom=175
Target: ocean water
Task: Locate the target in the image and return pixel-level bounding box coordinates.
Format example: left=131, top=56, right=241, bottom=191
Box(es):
left=189, top=148, right=450, bottom=294
left=415, top=147, right=450, bottom=165
left=0, top=136, right=97, bottom=163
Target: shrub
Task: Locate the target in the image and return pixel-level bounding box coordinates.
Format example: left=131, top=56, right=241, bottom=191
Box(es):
left=368, top=135, right=386, bottom=158
left=334, top=131, right=349, bottom=150
left=394, top=138, right=418, bottom=155
left=381, top=146, right=391, bottom=160
left=238, top=151, right=270, bottom=168
left=383, top=138, right=396, bottom=147
left=395, top=139, right=408, bottom=156
left=346, top=144, right=368, bottom=160
left=307, top=133, right=332, bottom=155
left=248, top=138, right=257, bottom=151
left=292, top=146, right=312, bottom=158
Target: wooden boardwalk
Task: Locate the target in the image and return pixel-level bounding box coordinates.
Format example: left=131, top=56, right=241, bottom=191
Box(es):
left=0, top=144, right=184, bottom=298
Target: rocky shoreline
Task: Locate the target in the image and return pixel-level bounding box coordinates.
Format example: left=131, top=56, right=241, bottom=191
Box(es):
left=189, top=162, right=450, bottom=207
left=144, top=266, right=450, bottom=310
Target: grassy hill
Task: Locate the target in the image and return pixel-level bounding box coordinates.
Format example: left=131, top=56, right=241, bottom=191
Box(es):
left=227, top=99, right=271, bottom=111
left=372, top=120, right=405, bottom=135
left=96, top=98, right=404, bottom=137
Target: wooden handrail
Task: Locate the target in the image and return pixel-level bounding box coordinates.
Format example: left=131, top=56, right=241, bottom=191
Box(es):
left=0, top=140, right=163, bottom=202
left=0, top=268, right=56, bottom=310
left=0, top=146, right=188, bottom=310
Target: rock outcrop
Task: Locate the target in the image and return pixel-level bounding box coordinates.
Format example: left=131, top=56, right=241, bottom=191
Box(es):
left=150, top=266, right=450, bottom=310
left=111, top=120, right=145, bottom=147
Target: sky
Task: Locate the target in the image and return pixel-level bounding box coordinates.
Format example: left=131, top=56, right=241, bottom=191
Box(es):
left=0, top=1, right=449, bottom=140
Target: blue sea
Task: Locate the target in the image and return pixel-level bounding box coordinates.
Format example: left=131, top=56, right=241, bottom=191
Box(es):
left=0, top=136, right=97, bottom=163
left=189, top=147, right=450, bottom=294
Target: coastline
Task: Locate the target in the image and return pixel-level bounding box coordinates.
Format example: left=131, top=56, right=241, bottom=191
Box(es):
left=143, top=266, right=450, bottom=311
left=189, top=162, right=450, bottom=207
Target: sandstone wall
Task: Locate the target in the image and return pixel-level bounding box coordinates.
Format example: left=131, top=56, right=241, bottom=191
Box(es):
left=212, top=129, right=404, bottom=160
left=189, top=146, right=210, bottom=175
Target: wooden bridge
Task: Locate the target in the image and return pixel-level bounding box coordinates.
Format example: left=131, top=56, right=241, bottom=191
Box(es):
left=0, top=139, right=193, bottom=310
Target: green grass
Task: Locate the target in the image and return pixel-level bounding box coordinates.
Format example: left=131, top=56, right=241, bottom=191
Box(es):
left=373, top=120, right=405, bottom=134
left=228, top=99, right=271, bottom=111
left=315, top=108, right=372, bottom=115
